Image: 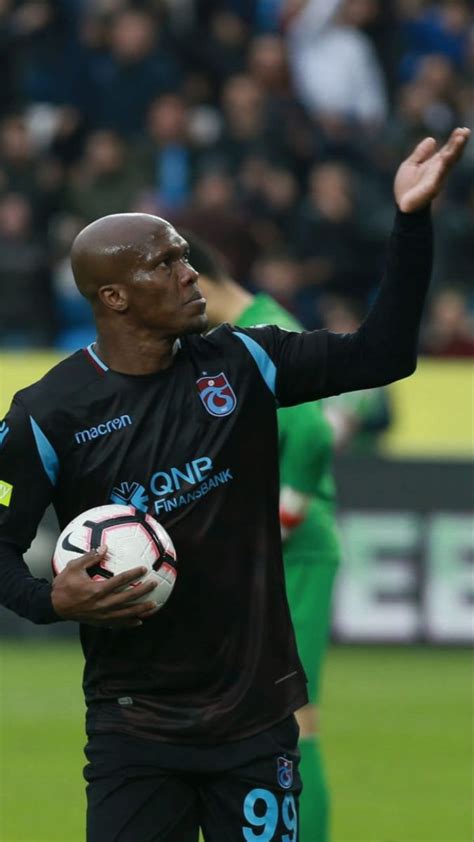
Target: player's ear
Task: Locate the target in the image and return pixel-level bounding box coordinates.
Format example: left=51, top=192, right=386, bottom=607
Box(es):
left=97, top=284, right=129, bottom=312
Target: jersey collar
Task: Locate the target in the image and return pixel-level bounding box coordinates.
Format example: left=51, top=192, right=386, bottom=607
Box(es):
left=83, top=343, right=109, bottom=374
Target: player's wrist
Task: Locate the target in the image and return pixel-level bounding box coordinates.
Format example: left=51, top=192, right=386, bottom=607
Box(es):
left=394, top=205, right=432, bottom=235
left=50, top=582, right=70, bottom=621
left=37, top=585, right=64, bottom=624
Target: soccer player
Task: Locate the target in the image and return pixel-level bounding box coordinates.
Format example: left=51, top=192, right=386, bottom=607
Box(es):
left=183, top=231, right=339, bottom=842
left=0, top=129, right=469, bottom=842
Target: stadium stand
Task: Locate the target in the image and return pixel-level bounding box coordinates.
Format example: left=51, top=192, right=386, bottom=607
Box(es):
left=0, top=0, right=472, bottom=353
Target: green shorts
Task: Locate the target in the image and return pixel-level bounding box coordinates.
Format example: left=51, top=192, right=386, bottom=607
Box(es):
left=284, top=556, right=338, bottom=704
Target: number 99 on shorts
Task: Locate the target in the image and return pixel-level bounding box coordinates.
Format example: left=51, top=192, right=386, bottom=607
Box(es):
left=242, top=788, right=297, bottom=841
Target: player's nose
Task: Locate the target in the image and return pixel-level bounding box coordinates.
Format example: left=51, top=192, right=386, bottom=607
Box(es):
left=178, top=259, right=199, bottom=285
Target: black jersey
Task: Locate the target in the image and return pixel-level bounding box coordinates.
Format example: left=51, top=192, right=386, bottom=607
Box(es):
left=0, top=209, right=433, bottom=743
left=0, top=324, right=329, bottom=742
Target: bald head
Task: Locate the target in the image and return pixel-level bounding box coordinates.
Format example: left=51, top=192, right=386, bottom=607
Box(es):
left=69, top=212, right=205, bottom=344
left=71, top=213, right=175, bottom=301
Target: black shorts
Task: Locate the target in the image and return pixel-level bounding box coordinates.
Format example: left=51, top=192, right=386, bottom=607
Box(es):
left=84, top=716, right=301, bottom=842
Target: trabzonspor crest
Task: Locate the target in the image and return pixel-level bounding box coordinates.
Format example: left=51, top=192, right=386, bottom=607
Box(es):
left=197, top=373, right=237, bottom=417
left=277, top=756, right=293, bottom=789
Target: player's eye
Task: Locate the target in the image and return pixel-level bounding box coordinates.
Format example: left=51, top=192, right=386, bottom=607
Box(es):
left=158, top=258, right=172, bottom=271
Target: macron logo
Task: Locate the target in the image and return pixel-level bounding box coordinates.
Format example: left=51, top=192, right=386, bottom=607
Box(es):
left=75, top=415, right=132, bottom=445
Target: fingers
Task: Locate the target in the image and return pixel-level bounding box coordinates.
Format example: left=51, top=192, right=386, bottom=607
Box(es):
left=408, top=136, right=437, bottom=164
left=52, top=543, right=162, bottom=627
left=99, top=579, right=157, bottom=610
left=67, top=547, right=149, bottom=591
left=98, top=564, right=149, bottom=593
left=67, top=545, right=108, bottom=570
left=438, top=127, right=470, bottom=166
left=407, top=128, right=469, bottom=167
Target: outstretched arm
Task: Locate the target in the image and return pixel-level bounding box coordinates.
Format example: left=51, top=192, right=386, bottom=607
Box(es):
left=323, top=128, right=470, bottom=396
left=231, top=129, right=469, bottom=406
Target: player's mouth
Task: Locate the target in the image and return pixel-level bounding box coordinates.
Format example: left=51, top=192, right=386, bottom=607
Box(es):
left=185, top=294, right=207, bottom=309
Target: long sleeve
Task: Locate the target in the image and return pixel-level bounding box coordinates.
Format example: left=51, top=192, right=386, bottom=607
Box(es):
left=324, top=207, right=433, bottom=395
left=0, top=540, right=59, bottom=623
left=231, top=207, right=433, bottom=406
left=0, top=398, right=61, bottom=624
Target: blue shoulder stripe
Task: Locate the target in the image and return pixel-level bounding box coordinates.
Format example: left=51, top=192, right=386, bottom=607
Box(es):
left=234, top=331, right=277, bottom=396
left=29, top=417, right=59, bottom=486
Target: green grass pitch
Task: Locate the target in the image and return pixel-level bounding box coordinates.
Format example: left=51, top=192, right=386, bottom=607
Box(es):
left=0, top=641, right=471, bottom=842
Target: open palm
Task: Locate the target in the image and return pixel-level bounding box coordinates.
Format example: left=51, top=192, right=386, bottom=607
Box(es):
left=394, top=127, right=470, bottom=213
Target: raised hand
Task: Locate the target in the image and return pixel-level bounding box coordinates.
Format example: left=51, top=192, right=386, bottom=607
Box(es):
left=51, top=546, right=158, bottom=628
left=394, top=127, right=470, bottom=213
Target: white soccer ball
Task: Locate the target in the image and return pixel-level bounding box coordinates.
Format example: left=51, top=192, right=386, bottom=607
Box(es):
left=52, top=504, right=177, bottom=612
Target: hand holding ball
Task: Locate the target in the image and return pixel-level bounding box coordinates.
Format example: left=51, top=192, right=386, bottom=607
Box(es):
left=52, top=505, right=177, bottom=623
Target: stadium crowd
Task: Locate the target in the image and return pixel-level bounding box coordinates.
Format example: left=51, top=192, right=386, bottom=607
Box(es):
left=0, top=0, right=473, bottom=355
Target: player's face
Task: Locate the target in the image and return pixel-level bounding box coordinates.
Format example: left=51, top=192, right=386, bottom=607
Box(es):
left=127, top=223, right=207, bottom=336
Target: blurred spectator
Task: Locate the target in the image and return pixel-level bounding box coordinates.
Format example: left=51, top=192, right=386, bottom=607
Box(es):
left=211, top=74, right=267, bottom=171
left=320, top=294, right=392, bottom=451
left=398, top=0, right=472, bottom=78
left=6, top=0, right=87, bottom=106
left=247, top=35, right=317, bottom=176
left=85, top=7, right=183, bottom=135
left=292, top=161, right=376, bottom=300
left=162, top=0, right=196, bottom=34
left=248, top=33, right=291, bottom=94
left=49, top=214, right=95, bottom=351
left=0, top=113, right=40, bottom=196
left=0, top=112, right=62, bottom=226
left=192, top=170, right=235, bottom=210
left=133, top=94, right=197, bottom=213
left=251, top=251, right=303, bottom=311
left=431, top=184, right=474, bottom=288
left=66, top=130, right=145, bottom=222
left=179, top=9, right=248, bottom=88
left=421, top=287, right=474, bottom=357
left=395, top=53, right=463, bottom=140
left=43, top=105, right=88, bottom=167
left=255, top=0, right=285, bottom=32
left=173, top=170, right=259, bottom=280
left=286, top=0, right=389, bottom=128
left=242, top=160, right=300, bottom=250
left=0, top=192, right=53, bottom=347
left=0, top=1, right=471, bottom=349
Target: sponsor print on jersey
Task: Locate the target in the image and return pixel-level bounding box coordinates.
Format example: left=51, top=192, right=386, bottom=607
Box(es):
left=74, top=415, right=132, bottom=445
left=111, top=456, right=234, bottom=516
left=196, top=373, right=236, bottom=417
left=277, top=756, right=293, bottom=789
left=0, top=480, right=13, bottom=508
left=0, top=421, right=9, bottom=446
left=110, top=482, right=149, bottom=512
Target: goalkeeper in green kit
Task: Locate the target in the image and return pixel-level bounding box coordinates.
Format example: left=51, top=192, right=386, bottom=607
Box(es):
left=185, top=233, right=340, bottom=842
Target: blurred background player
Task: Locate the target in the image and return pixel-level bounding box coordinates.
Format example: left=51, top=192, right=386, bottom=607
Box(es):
left=184, top=230, right=340, bottom=842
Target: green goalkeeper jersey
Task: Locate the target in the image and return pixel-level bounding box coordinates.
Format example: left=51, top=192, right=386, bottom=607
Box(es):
left=236, top=294, right=340, bottom=565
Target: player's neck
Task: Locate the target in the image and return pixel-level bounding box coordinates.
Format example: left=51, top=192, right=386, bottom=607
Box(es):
left=94, top=327, right=180, bottom=374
